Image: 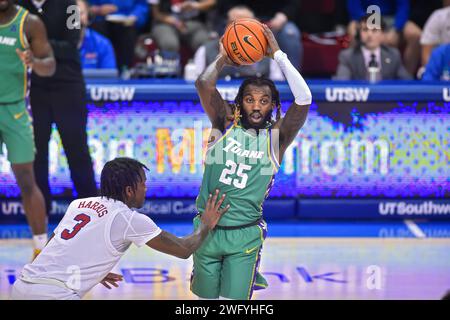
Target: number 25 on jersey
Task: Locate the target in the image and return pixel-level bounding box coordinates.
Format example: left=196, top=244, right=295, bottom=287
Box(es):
left=219, top=160, right=252, bottom=189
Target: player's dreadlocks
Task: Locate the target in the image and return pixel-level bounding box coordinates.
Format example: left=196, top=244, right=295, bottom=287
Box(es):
left=100, top=157, right=149, bottom=203
left=233, top=77, right=281, bottom=126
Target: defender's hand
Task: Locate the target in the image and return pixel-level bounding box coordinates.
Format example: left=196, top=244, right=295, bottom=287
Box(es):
left=262, top=24, right=280, bottom=59
left=16, top=48, right=34, bottom=68
left=201, top=189, right=230, bottom=230
left=101, top=272, right=123, bottom=289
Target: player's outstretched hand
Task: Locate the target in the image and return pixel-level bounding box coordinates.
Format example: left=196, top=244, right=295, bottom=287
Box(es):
left=101, top=272, right=123, bottom=289
left=201, top=189, right=230, bottom=230
left=262, top=24, right=280, bottom=59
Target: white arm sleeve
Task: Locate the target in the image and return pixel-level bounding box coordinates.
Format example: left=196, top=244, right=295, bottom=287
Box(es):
left=111, top=210, right=162, bottom=252
left=274, top=50, right=312, bottom=106
left=269, top=59, right=285, bottom=81
left=193, top=45, right=206, bottom=77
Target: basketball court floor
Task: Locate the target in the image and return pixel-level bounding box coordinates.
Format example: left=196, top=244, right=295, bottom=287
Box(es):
left=0, top=220, right=449, bottom=300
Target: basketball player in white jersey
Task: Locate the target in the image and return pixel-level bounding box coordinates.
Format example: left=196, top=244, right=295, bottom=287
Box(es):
left=11, top=157, right=230, bottom=300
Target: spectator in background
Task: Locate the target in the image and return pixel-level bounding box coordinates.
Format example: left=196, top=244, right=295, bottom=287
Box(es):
left=149, top=0, right=215, bottom=57
left=88, top=0, right=149, bottom=71
left=335, top=14, right=412, bottom=80
left=17, top=0, right=98, bottom=215
left=422, top=43, right=450, bottom=81
left=409, top=0, right=442, bottom=31
left=420, top=2, right=450, bottom=69
left=296, top=0, right=349, bottom=34
left=193, top=5, right=284, bottom=81
left=77, top=0, right=117, bottom=70
left=346, top=0, right=421, bottom=76
left=218, top=0, right=302, bottom=70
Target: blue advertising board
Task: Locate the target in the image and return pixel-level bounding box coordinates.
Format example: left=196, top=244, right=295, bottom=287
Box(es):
left=0, top=81, right=448, bottom=220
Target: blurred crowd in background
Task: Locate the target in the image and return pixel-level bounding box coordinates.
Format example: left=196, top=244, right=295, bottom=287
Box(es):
left=75, top=0, right=450, bottom=81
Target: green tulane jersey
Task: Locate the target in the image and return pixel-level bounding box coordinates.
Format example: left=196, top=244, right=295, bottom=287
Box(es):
left=196, top=122, right=280, bottom=227
left=0, top=6, right=29, bottom=104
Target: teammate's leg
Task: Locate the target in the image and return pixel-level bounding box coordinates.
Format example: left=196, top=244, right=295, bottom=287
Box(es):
left=1, top=100, right=48, bottom=256
left=11, top=162, right=47, bottom=238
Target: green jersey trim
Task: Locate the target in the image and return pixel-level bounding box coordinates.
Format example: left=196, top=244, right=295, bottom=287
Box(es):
left=0, top=7, right=23, bottom=28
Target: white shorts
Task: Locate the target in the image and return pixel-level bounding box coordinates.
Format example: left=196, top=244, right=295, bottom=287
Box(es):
left=11, top=279, right=81, bottom=300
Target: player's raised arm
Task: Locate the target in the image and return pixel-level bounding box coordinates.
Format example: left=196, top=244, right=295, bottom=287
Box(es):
left=262, top=24, right=312, bottom=161
left=20, top=14, right=55, bottom=77
left=146, top=190, right=230, bottom=259
left=195, top=41, right=235, bottom=132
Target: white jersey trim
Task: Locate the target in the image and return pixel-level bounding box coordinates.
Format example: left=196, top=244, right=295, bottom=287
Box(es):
left=104, top=207, right=128, bottom=257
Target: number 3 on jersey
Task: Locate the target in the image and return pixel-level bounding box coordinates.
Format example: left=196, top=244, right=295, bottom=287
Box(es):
left=61, top=214, right=91, bottom=240
left=219, top=160, right=252, bottom=189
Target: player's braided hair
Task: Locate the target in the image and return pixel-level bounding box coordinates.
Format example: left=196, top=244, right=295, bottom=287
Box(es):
left=100, top=157, right=148, bottom=203
left=233, top=77, right=281, bottom=126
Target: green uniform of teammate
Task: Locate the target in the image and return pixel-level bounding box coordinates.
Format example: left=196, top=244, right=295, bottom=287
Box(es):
left=0, top=6, right=33, bottom=162
left=191, top=25, right=312, bottom=299
left=0, top=0, right=55, bottom=257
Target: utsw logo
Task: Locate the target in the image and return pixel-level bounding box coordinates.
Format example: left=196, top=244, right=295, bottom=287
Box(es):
left=325, top=87, right=370, bottom=102
left=90, top=86, right=135, bottom=101
left=443, top=88, right=450, bottom=102
left=1, top=201, right=69, bottom=216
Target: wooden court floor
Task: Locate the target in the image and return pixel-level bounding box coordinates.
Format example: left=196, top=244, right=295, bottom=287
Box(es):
left=1, top=237, right=449, bottom=300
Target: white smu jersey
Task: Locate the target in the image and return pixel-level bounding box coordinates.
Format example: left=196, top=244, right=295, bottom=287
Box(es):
left=20, top=197, right=161, bottom=298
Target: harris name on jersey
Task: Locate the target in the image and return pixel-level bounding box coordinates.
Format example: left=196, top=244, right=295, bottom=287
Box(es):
left=77, top=200, right=109, bottom=218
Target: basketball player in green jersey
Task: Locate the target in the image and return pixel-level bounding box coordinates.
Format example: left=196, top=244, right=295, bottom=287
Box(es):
left=0, top=0, right=55, bottom=258
left=191, top=24, right=312, bottom=299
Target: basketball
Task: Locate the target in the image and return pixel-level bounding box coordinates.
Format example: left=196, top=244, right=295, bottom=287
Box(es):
left=222, top=18, right=268, bottom=65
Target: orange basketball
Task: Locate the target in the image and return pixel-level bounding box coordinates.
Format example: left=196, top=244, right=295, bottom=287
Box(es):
left=222, top=18, right=268, bottom=65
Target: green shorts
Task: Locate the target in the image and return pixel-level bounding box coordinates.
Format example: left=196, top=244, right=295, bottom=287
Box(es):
left=190, top=215, right=268, bottom=300
left=0, top=100, right=35, bottom=164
